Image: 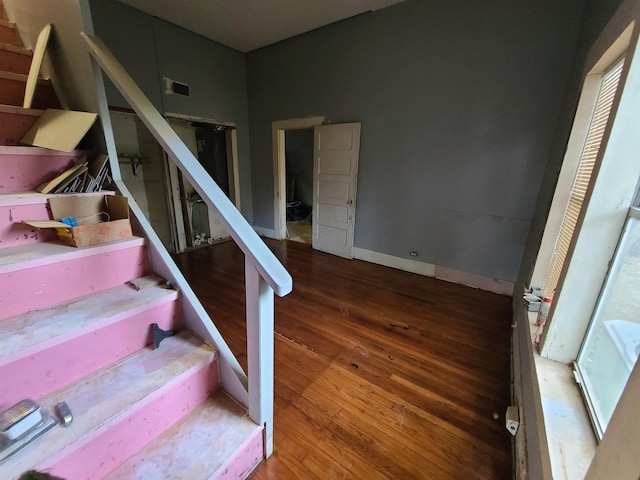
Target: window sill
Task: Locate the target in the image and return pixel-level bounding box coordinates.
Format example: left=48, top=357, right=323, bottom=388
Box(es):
left=528, top=312, right=597, bottom=480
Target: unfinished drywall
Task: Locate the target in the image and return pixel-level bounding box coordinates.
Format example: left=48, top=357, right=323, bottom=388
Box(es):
left=88, top=0, right=253, bottom=222
left=3, top=0, right=98, bottom=112
left=285, top=129, right=314, bottom=206
left=247, top=0, right=584, bottom=282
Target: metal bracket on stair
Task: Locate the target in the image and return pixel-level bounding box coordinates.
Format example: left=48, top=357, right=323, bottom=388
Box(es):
left=151, top=323, right=175, bottom=350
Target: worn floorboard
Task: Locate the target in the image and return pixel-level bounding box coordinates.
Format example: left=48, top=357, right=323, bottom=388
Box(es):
left=174, top=239, right=513, bottom=479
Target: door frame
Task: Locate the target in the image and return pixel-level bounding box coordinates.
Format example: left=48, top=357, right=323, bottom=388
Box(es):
left=272, top=116, right=324, bottom=239
left=165, top=113, right=240, bottom=251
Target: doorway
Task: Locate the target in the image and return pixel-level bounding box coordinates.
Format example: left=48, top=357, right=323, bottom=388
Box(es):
left=284, top=128, right=314, bottom=244
left=166, top=115, right=240, bottom=252
left=272, top=116, right=324, bottom=241
left=272, top=117, right=361, bottom=258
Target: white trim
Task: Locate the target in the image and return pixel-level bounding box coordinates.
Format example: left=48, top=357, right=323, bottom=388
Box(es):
left=530, top=74, right=601, bottom=289
left=164, top=111, right=236, bottom=128
left=352, top=247, right=514, bottom=296
left=253, top=226, right=278, bottom=239
left=226, top=128, right=241, bottom=211
left=353, top=247, right=436, bottom=277
left=541, top=23, right=640, bottom=363
left=435, top=265, right=515, bottom=296
left=272, top=116, right=324, bottom=239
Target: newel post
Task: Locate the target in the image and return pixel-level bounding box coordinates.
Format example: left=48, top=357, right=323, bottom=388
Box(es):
left=245, top=258, right=275, bottom=457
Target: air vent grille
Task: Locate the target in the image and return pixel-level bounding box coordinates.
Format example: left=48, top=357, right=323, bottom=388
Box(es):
left=164, top=77, right=190, bottom=97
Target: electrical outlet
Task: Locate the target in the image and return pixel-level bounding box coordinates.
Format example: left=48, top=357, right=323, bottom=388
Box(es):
left=409, top=251, right=418, bottom=257
left=506, top=406, right=519, bottom=436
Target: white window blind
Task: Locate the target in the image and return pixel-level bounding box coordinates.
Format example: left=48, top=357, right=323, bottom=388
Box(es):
left=543, top=60, right=625, bottom=299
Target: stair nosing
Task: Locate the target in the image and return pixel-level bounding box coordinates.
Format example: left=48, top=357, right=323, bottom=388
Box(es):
left=0, top=104, right=42, bottom=116
left=0, top=237, right=146, bottom=275
left=0, top=145, right=92, bottom=156
left=0, top=70, right=48, bottom=84
left=0, top=42, right=30, bottom=55
left=0, top=18, right=14, bottom=29
left=0, top=190, right=114, bottom=207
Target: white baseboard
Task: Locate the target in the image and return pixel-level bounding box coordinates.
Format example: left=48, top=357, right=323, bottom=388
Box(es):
left=352, top=247, right=513, bottom=296
left=435, top=265, right=514, bottom=296
left=352, top=247, right=436, bottom=277
left=253, top=226, right=279, bottom=239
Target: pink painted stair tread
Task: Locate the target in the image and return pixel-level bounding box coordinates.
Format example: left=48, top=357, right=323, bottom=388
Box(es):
left=0, top=43, right=32, bottom=76
left=0, top=275, right=183, bottom=406
left=1, top=332, right=219, bottom=480
left=0, top=237, right=150, bottom=321
left=0, top=147, right=89, bottom=194
left=104, top=393, right=263, bottom=480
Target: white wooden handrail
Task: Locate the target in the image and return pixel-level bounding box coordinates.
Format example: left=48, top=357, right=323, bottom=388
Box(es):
left=83, top=32, right=288, bottom=456
left=81, top=32, right=292, bottom=298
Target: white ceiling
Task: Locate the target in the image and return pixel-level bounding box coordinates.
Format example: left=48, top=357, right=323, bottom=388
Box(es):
left=116, top=0, right=405, bottom=52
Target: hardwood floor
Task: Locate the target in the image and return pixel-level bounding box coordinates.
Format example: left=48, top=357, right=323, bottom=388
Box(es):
left=174, top=239, right=513, bottom=479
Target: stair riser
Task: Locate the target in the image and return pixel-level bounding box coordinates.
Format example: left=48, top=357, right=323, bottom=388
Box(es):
left=0, top=48, right=31, bottom=74
left=0, top=149, right=79, bottom=193
left=0, top=244, right=151, bottom=320
left=0, top=77, right=58, bottom=109
left=0, top=299, right=183, bottom=408
left=42, top=360, right=220, bottom=480
left=215, top=429, right=264, bottom=480
left=0, top=109, right=40, bottom=145
left=0, top=23, right=20, bottom=45
left=0, top=202, right=57, bottom=248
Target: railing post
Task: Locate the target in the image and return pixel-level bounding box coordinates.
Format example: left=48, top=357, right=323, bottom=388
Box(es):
left=245, top=257, right=275, bottom=457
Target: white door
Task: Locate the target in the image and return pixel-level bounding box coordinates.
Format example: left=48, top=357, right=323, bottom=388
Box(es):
left=312, top=122, right=361, bottom=258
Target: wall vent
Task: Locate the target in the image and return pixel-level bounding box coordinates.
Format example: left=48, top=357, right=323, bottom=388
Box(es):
left=164, top=77, right=190, bottom=97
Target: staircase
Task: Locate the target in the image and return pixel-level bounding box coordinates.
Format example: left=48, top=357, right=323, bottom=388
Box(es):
left=0, top=4, right=263, bottom=479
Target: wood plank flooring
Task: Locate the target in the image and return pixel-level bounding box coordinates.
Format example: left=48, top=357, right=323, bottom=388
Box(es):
left=174, top=239, right=513, bottom=479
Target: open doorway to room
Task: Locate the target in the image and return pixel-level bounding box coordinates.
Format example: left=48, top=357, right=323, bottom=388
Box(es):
left=272, top=116, right=324, bottom=242
left=165, top=115, right=240, bottom=252
left=273, top=116, right=361, bottom=258
left=284, top=128, right=314, bottom=244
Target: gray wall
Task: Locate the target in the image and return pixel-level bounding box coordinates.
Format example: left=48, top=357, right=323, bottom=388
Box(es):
left=247, top=0, right=585, bottom=282
left=285, top=129, right=314, bottom=206
left=88, top=0, right=253, bottom=222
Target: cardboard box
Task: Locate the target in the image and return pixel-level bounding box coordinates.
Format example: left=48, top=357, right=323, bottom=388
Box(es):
left=24, top=194, right=132, bottom=247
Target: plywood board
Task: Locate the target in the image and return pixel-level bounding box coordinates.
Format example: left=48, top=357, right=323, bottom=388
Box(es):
left=20, top=109, right=98, bottom=152
left=23, top=24, right=52, bottom=109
